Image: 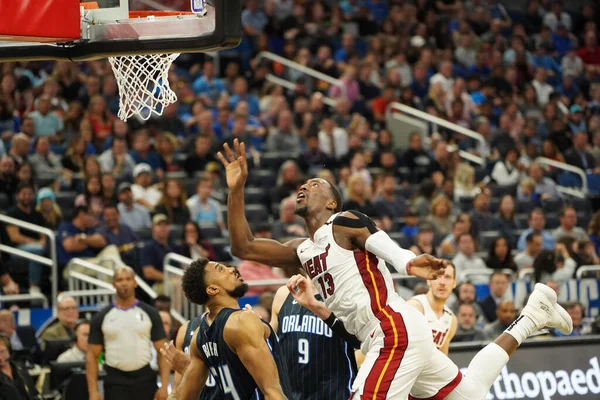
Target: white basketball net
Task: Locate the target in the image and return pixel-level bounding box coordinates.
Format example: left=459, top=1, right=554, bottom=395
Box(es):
left=109, top=53, right=180, bottom=121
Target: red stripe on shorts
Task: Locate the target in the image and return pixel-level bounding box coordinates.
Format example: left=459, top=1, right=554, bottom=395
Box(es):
left=363, top=307, right=408, bottom=400
left=408, top=370, right=463, bottom=400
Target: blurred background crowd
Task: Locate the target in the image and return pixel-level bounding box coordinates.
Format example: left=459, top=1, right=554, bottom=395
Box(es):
left=0, top=2, right=599, bottom=390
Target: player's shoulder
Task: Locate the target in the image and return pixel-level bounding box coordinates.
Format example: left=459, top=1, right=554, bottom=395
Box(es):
left=284, top=237, right=308, bottom=250
left=407, top=296, right=425, bottom=313
left=224, top=310, right=268, bottom=345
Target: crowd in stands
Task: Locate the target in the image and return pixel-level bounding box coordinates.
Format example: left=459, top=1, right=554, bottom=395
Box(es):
left=0, top=0, right=599, bottom=365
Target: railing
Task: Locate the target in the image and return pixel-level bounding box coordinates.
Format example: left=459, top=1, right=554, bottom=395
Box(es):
left=576, top=265, right=600, bottom=279
left=68, top=258, right=157, bottom=302
left=386, top=102, right=486, bottom=166
left=534, top=157, right=588, bottom=198
left=0, top=214, right=58, bottom=314
left=59, top=288, right=115, bottom=308
left=254, top=51, right=344, bottom=108
left=163, top=253, right=197, bottom=324
left=0, top=293, right=48, bottom=308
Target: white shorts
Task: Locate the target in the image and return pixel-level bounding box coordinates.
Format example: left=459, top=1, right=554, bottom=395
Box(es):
left=351, top=301, right=462, bottom=400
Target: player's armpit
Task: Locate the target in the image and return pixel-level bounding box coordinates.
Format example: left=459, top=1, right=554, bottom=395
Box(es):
left=407, top=298, right=425, bottom=314
left=177, top=330, right=208, bottom=400
left=324, top=312, right=361, bottom=349
left=226, top=312, right=287, bottom=400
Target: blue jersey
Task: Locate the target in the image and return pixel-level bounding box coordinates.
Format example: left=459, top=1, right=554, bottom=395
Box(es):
left=183, top=317, right=221, bottom=399
left=277, top=294, right=357, bottom=400
left=197, top=308, right=291, bottom=399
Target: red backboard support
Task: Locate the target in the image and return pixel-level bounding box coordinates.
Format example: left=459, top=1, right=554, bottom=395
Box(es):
left=0, top=0, right=80, bottom=43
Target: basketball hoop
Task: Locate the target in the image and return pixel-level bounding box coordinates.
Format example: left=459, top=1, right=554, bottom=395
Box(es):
left=109, top=52, right=179, bottom=121
left=108, top=6, right=208, bottom=121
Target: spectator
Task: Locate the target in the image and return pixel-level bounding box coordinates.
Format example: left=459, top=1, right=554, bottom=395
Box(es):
left=0, top=156, right=16, bottom=203
left=5, top=183, right=47, bottom=293
left=424, top=195, right=454, bottom=236
left=266, top=109, right=301, bottom=154
left=552, top=206, right=588, bottom=241
left=139, top=214, right=180, bottom=294
left=533, top=245, right=577, bottom=285
left=28, top=136, right=62, bottom=175
left=483, top=301, right=517, bottom=340
left=518, top=162, right=562, bottom=201
left=229, top=77, right=260, bottom=117
left=274, top=161, right=302, bottom=203
left=470, top=191, right=499, bottom=237
left=489, top=147, right=521, bottom=186
left=8, top=133, right=30, bottom=168
left=404, top=132, right=434, bottom=174
left=57, top=206, right=106, bottom=272
left=117, top=183, right=151, bottom=231
left=452, top=233, right=487, bottom=281
left=496, top=194, right=517, bottom=235
left=342, top=174, right=379, bottom=220
left=131, top=163, right=162, bottom=211
left=553, top=301, right=585, bottom=336
left=531, top=67, right=554, bottom=106
left=192, top=60, right=225, bottom=102
left=129, top=130, right=162, bottom=171
left=298, top=133, right=334, bottom=173
left=409, top=223, right=439, bottom=257
left=0, top=334, right=39, bottom=400
left=543, top=1, right=572, bottom=32
left=87, top=266, right=169, bottom=400
left=515, top=232, right=543, bottom=270
left=183, top=135, right=217, bottom=177
left=479, top=272, right=511, bottom=323
left=0, top=310, right=41, bottom=365
left=237, top=226, right=285, bottom=296
left=411, top=179, right=437, bottom=218
left=564, top=130, right=597, bottom=174
left=517, top=208, right=556, bottom=251
left=453, top=163, right=479, bottom=201
left=156, top=133, right=181, bottom=173
left=56, top=319, right=89, bottom=363
left=61, top=134, right=86, bottom=174
left=486, top=237, right=517, bottom=272
left=27, top=94, right=64, bottom=139
left=98, top=204, right=138, bottom=267
left=75, top=175, right=104, bottom=217
left=101, top=173, right=117, bottom=205
left=349, top=151, right=372, bottom=188
left=318, top=118, right=349, bottom=161
left=179, top=221, right=216, bottom=261
left=241, top=0, right=268, bottom=36
left=36, top=188, right=62, bottom=230
left=373, top=174, right=405, bottom=221
left=41, top=296, right=79, bottom=345
left=452, top=303, right=486, bottom=342
left=15, top=162, right=35, bottom=189
left=577, top=32, right=600, bottom=69
left=430, top=61, right=455, bottom=94
left=186, top=175, right=225, bottom=232
left=155, top=179, right=190, bottom=225
left=271, top=197, right=307, bottom=240
left=449, top=281, right=486, bottom=320
left=441, top=217, right=471, bottom=258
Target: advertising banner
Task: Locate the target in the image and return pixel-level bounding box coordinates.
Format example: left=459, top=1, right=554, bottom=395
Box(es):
left=449, top=339, right=600, bottom=400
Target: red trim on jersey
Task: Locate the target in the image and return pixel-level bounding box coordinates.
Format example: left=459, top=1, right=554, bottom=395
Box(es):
left=363, top=307, right=408, bottom=399
left=408, top=371, right=463, bottom=400
left=354, top=251, right=388, bottom=316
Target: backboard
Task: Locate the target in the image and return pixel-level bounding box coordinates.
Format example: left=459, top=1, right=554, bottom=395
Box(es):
left=0, top=0, right=241, bottom=61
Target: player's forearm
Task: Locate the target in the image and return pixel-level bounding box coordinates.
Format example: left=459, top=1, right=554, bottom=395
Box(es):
left=85, top=351, right=100, bottom=395
left=365, top=231, right=416, bottom=276
left=158, top=352, right=171, bottom=388
left=302, top=297, right=332, bottom=321
left=263, top=386, right=288, bottom=400
left=227, top=187, right=255, bottom=257
left=324, top=313, right=361, bottom=349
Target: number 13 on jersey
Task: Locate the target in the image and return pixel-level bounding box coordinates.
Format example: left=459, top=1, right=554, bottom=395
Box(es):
left=316, top=272, right=335, bottom=298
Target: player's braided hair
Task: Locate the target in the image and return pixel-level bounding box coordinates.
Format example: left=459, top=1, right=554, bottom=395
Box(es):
left=182, top=258, right=210, bottom=305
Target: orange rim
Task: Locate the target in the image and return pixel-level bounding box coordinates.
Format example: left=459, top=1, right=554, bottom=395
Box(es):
left=128, top=10, right=195, bottom=18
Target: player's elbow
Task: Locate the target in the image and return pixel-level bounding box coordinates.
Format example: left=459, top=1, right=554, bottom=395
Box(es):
left=230, top=241, right=251, bottom=259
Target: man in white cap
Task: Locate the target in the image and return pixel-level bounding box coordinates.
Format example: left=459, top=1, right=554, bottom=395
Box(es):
left=131, top=163, right=162, bottom=211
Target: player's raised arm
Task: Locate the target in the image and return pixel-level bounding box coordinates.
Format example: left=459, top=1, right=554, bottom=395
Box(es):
left=225, top=311, right=288, bottom=400
left=177, top=329, right=209, bottom=400
left=217, top=139, right=303, bottom=269
left=332, top=210, right=449, bottom=280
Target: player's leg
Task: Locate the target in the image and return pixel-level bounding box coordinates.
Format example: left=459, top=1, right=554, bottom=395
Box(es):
left=351, top=305, right=431, bottom=399
left=410, top=283, right=573, bottom=400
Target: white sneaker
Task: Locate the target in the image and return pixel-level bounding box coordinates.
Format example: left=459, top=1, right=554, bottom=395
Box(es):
left=29, top=286, right=41, bottom=295
left=521, top=283, right=573, bottom=335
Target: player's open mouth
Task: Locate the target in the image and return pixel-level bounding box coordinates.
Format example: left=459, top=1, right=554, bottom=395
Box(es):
left=296, top=192, right=306, bottom=202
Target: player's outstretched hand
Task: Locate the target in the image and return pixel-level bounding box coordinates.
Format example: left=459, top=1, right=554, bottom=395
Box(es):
left=160, top=340, right=189, bottom=372
left=408, top=254, right=449, bottom=280
left=287, top=274, right=317, bottom=308
left=216, top=139, right=248, bottom=191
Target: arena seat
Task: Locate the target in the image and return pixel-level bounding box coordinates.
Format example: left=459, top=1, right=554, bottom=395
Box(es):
left=198, top=222, right=222, bottom=239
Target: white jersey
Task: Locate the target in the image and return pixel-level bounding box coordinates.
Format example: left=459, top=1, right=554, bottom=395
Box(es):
left=412, top=294, right=454, bottom=349
left=296, top=213, right=406, bottom=343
